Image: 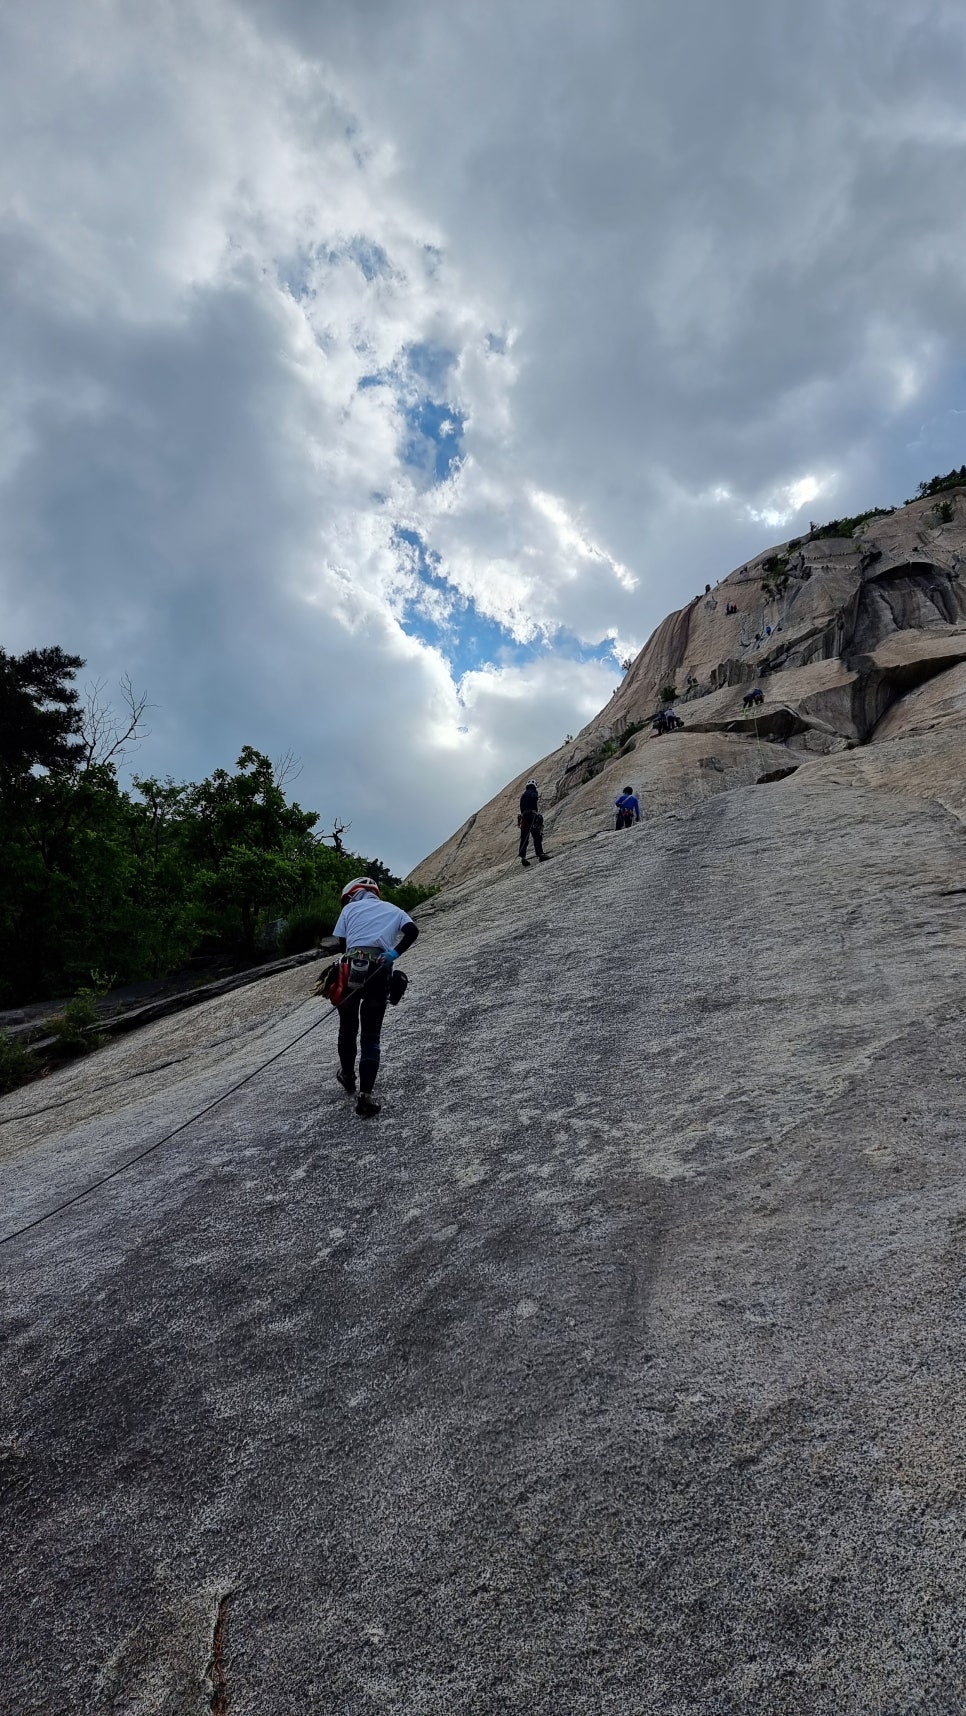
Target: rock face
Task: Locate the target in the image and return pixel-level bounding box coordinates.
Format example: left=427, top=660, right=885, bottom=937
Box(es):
left=3, top=487, right=966, bottom=1714
left=408, top=487, right=966, bottom=889
left=3, top=760, right=966, bottom=1710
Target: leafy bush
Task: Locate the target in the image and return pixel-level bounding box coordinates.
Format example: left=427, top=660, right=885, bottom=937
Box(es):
left=280, top=880, right=438, bottom=955
left=912, top=466, right=966, bottom=502
left=278, top=886, right=345, bottom=954
left=278, top=911, right=327, bottom=955
left=48, top=975, right=112, bottom=1053
left=811, top=507, right=895, bottom=540
left=0, top=1031, right=34, bottom=1094
left=660, top=685, right=677, bottom=704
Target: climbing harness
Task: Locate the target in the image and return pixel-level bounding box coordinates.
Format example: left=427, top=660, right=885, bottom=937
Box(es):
left=315, top=945, right=392, bottom=1005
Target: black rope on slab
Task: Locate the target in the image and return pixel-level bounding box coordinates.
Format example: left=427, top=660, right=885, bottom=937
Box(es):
left=0, top=956, right=392, bottom=1248
left=0, top=1008, right=333, bottom=1248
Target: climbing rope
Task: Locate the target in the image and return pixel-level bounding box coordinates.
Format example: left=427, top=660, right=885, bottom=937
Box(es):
left=753, top=708, right=768, bottom=778
left=0, top=962, right=385, bottom=1249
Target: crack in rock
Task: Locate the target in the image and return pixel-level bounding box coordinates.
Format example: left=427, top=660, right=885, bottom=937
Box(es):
left=97, top=1581, right=234, bottom=1716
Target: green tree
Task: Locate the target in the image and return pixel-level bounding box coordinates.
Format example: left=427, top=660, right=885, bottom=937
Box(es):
left=0, top=646, right=85, bottom=783
left=0, top=646, right=418, bottom=999
left=172, top=748, right=322, bottom=955
left=0, top=764, right=136, bottom=999
left=0, top=653, right=154, bottom=1000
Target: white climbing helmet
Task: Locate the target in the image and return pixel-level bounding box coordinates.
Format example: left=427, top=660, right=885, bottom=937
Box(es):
left=340, top=876, right=381, bottom=904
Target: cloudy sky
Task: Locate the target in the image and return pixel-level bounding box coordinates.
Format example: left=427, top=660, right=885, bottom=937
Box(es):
left=3, top=0, right=965, bottom=873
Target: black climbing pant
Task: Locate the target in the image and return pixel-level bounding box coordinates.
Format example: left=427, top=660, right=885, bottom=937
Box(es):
left=519, top=813, right=544, bottom=861
left=338, top=969, right=391, bottom=1093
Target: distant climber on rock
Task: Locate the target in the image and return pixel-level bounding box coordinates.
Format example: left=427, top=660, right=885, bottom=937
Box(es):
left=614, top=787, right=641, bottom=830
left=743, top=688, right=765, bottom=708
left=518, top=780, right=549, bottom=868
left=332, top=877, right=419, bottom=1118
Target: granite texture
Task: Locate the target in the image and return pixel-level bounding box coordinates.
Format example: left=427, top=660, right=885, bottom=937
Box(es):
left=2, top=762, right=965, bottom=1712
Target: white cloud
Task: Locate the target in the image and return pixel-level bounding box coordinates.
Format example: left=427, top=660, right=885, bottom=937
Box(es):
left=748, top=471, right=835, bottom=531
left=3, top=0, right=966, bottom=872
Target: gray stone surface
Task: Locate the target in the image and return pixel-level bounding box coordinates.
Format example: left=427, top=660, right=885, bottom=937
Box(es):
left=2, top=766, right=966, bottom=1712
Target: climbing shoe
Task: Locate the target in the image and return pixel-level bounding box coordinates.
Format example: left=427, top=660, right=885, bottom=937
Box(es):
left=356, top=1092, right=381, bottom=1118
left=521, top=857, right=531, bottom=868
left=336, top=1068, right=356, bottom=1094
left=538, top=854, right=551, bottom=862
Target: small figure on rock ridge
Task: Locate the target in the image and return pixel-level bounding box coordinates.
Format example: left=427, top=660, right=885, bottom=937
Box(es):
left=614, top=787, right=641, bottom=830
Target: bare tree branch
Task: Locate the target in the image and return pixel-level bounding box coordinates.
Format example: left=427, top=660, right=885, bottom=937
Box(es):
left=320, top=818, right=350, bottom=854
left=80, top=675, right=151, bottom=770
left=273, top=750, right=303, bottom=790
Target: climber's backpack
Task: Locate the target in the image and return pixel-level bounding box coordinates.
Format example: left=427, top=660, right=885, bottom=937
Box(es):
left=388, top=967, right=409, bottom=1007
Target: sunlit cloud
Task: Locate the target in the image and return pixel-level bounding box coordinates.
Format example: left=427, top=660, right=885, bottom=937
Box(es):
left=3, top=0, right=966, bottom=871
left=529, top=488, right=637, bottom=590
left=748, top=472, right=835, bottom=530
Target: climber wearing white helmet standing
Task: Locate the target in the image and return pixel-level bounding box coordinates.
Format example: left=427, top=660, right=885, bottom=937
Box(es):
left=332, top=877, right=419, bottom=1117
left=518, top=780, right=550, bottom=868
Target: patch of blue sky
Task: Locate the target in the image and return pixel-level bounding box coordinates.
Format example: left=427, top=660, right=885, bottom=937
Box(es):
left=394, top=525, right=440, bottom=566
left=392, top=530, right=619, bottom=676
left=401, top=398, right=465, bottom=483
left=347, top=237, right=392, bottom=281
left=403, top=340, right=456, bottom=390
left=279, top=242, right=344, bottom=299
left=356, top=342, right=465, bottom=483
left=278, top=255, right=314, bottom=302
left=281, top=234, right=394, bottom=303
left=399, top=598, right=543, bottom=679
left=405, top=607, right=620, bottom=681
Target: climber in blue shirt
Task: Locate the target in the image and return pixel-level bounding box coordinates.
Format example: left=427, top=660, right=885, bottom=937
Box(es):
left=614, top=788, right=641, bottom=830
